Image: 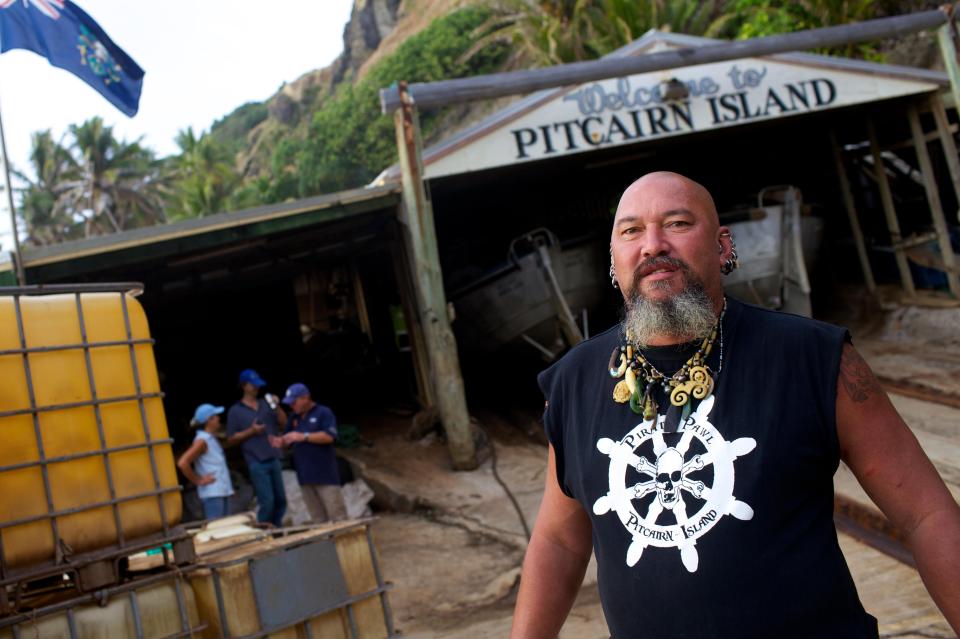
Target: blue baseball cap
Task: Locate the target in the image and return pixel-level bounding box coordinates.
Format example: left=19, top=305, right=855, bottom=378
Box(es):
left=282, top=383, right=310, bottom=405
left=238, top=368, right=266, bottom=388
left=192, top=403, right=224, bottom=426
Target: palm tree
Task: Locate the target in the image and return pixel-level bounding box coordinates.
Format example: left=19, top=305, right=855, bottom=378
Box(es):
left=14, top=131, right=78, bottom=245
left=53, top=117, right=166, bottom=237
left=465, top=0, right=600, bottom=67
left=166, top=127, right=239, bottom=220
left=590, top=0, right=735, bottom=52
left=466, top=0, right=737, bottom=68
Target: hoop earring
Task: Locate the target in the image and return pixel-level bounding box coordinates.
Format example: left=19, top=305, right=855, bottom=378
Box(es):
left=719, top=232, right=739, bottom=275
left=609, top=247, right=619, bottom=289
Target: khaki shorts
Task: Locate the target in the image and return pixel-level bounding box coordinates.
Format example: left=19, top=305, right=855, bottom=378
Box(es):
left=300, top=483, right=347, bottom=523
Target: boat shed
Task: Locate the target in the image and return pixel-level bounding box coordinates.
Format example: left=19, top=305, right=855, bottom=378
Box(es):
left=366, top=27, right=960, bottom=462
left=378, top=30, right=960, bottom=317
left=0, top=185, right=441, bottom=448
left=4, top=19, right=960, bottom=470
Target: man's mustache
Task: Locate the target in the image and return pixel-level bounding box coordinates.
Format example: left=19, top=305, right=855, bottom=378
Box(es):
left=627, top=256, right=691, bottom=298
left=631, top=256, right=690, bottom=280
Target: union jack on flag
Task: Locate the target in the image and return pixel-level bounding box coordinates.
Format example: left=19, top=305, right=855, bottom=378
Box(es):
left=0, top=0, right=66, bottom=20
left=0, top=0, right=143, bottom=116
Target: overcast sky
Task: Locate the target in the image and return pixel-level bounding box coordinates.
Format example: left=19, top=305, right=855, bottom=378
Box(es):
left=0, top=0, right=355, bottom=254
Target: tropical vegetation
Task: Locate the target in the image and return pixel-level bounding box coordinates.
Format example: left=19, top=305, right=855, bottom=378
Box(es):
left=15, top=0, right=888, bottom=245
left=17, top=118, right=167, bottom=244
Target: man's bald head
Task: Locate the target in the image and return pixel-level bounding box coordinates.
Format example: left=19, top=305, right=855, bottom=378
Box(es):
left=615, top=172, right=719, bottom=228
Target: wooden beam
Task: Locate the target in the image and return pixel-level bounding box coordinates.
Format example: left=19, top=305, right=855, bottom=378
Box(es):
left=906, top=103, right=960, bottom=296
left=937, top=17, right=960, bottom=115
left=881, top=123, right=958, bottom=152
left=929, top=94, right=960, bottom=223
left=390, top=232, right=435, bottom=409
left=393, top=83, right=477, bottom=470
left=829, top=130, right=877, bottom=294
left=381, top=10, right=948, bottom=112
left=350, top=262, right=373, bottom=339
left=867, top=116, right=917, bottom=299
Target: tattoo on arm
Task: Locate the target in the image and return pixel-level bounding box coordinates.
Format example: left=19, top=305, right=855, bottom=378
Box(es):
left=839, top=345, right=883, bottom=403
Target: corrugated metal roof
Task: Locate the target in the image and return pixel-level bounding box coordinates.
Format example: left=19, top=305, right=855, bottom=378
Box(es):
left=17, top=184, right=400, bottom=270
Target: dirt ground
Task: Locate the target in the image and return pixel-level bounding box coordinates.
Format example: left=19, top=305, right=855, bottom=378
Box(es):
left=341, top=413, right=608, bottom=638
left=339, top=299, right=960, bottom=638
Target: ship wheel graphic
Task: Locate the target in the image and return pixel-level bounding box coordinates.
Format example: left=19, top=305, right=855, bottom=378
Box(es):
left=592, top=395, right=756, bottom=572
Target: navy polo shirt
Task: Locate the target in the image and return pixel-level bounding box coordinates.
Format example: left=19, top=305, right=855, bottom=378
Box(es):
left=289, top=403, right=340, bottom=486
left=226, top=398, right=281, bottom=465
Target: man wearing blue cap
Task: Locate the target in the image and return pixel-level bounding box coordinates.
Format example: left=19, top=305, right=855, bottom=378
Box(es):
left=226, top=368, right=288, bottom=527
left=177, top=404, right=234, bottom=520
left=278, top=382, right=347, bottom=523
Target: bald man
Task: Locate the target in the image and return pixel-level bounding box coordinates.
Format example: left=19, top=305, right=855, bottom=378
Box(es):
left=510, top=172, right=960, bottom=638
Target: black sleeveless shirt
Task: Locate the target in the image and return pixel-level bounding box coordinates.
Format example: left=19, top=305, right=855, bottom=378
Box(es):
left=538, top=297, right=877, bottom=639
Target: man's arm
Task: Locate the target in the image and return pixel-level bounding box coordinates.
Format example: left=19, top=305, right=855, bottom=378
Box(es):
left=837, top=343, right=960, bottom=634
left=226, top=408, right=265, bottom=447
left=510, top=445, right=593, bottom=639
left=286, top=430, right=334, bottom=445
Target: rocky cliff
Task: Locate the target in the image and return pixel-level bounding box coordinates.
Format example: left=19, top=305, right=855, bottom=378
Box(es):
left=226, top=0, right=457, bottom=180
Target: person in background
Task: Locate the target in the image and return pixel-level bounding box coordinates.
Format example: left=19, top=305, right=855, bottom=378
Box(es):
left=226, top=368, right=288, bottom=527
left=177, top=403, right=234, bottom=520
left=277, top=383, right=347, bottom=523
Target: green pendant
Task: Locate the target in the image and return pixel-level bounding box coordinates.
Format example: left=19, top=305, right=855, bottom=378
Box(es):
left=643, top=391, right=657, bottom=421
left=629, top=381, right=645, bottom=415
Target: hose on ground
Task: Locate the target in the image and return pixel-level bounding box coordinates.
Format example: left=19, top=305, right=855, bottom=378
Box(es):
left=486, top=430, right=532, bottom=541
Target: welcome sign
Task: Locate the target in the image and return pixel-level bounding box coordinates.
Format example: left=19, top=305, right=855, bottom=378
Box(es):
left=424, top=53, right=939, bottom=180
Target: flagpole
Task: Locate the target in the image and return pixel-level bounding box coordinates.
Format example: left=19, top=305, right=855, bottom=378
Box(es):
left=0, top=93, right=26, bottom=285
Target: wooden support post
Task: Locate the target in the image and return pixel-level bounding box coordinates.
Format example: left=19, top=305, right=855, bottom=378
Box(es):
left=937, top=16, right=960, bottom=119
left=829, top=130, right=877, bottom=294
left=907, top=103, right=960, bottom=296
left=867, top=116, right=917, bottom=299
left=929, top=94, right=960, bottom=223
left=391, top=235, right=435, bottom=409
left=392, top=82, right=477, bottom=470
left=350, top=261, right=372, bottom=339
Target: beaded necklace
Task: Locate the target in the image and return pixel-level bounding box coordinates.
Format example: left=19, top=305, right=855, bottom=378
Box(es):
left=609, top=299, right=726, bottom=432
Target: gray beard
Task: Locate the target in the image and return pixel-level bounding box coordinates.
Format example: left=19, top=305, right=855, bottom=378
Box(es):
left=623, top=278, right=716, bottom=348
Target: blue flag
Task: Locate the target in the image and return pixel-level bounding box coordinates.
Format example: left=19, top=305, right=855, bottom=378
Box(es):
left=0, top=0, right=143, bottom=116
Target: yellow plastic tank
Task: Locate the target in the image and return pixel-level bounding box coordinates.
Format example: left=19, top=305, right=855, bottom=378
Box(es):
left=0, top=573, right=202, bottom=638
left=0, top=286, right=181, bottom=572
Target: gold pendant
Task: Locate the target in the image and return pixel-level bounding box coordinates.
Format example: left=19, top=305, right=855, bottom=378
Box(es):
left=612, top=380, right=631, bottom=403
left=669, top=365, right=714, bottom=406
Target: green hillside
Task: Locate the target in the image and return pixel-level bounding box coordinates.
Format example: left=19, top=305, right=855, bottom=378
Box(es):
left=17, top=0, right=930, bottom=245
